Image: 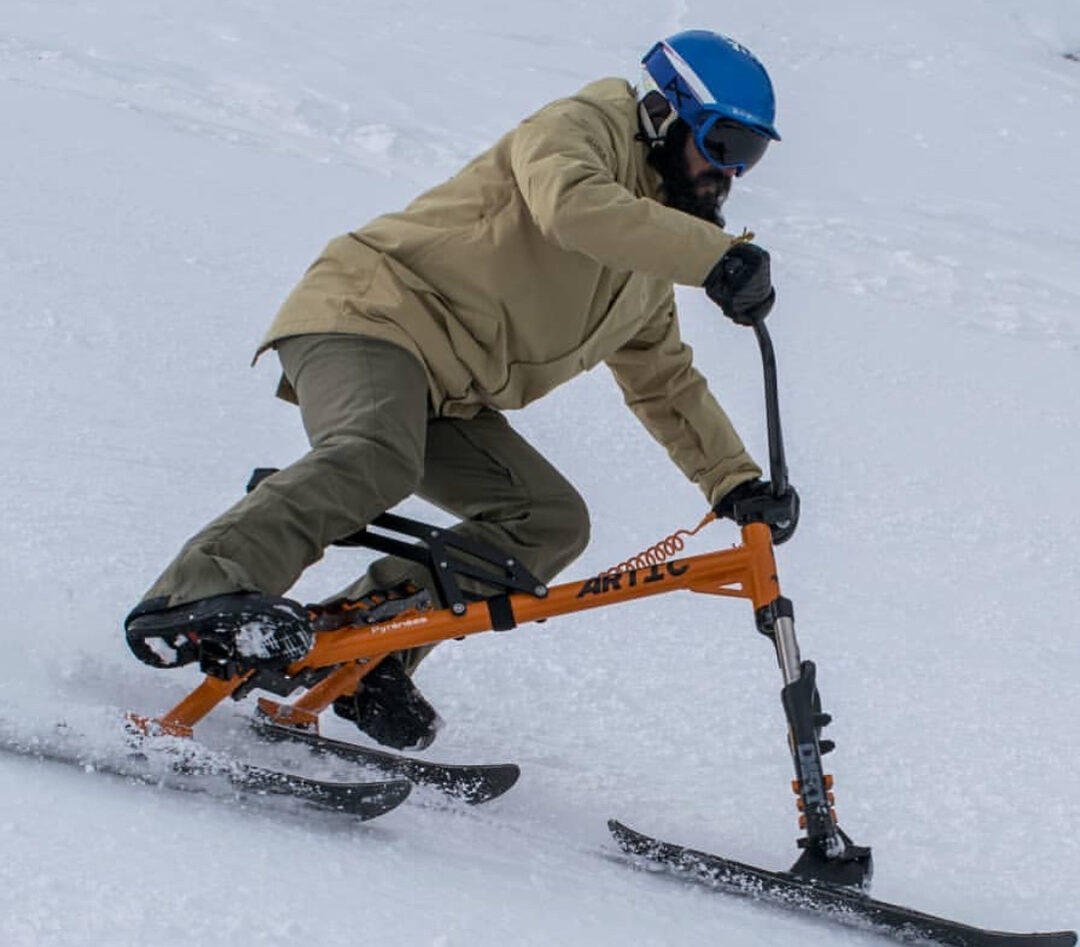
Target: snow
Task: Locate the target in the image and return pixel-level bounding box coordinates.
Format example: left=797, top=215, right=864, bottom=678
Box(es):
left=1, top=0, right=1078, bottom=944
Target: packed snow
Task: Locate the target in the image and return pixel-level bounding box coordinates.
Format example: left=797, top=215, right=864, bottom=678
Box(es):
left=1, top=1, right=1078, bottom=945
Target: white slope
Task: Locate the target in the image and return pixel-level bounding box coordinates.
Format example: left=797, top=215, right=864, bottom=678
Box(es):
left=1, top=1, right=1078, bottom=945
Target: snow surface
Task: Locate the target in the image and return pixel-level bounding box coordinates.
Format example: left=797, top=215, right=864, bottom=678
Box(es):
left=2, top=1, right=1079, bottom=944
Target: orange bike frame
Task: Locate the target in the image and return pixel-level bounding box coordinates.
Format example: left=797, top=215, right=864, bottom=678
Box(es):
left=138, top=522, right=780, bottom=738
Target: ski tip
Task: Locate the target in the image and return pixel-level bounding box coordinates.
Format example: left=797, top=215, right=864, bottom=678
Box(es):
left=608, top=819, right=655, bottom=856
left=500, top=763, right=522, bottom=791
left=608, top=819, right=639, bottom=839
left=460, top=763, right=521, bottom=804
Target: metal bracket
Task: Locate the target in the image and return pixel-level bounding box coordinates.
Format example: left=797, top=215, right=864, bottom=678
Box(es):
left=246, top=468, right=548, bottom=615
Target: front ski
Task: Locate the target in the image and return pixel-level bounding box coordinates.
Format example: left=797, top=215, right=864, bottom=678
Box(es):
left=254, top=717, right=520, bottom=804
left=609, top=821, right=1076, bottom=947
left=0, top=724, right=411, bottom=821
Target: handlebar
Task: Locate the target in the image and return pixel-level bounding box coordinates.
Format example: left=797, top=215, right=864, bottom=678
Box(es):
left=751, top=320, right=789, bottom=498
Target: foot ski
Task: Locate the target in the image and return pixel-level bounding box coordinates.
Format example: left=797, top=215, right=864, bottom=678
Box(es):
left=609, top=821, right=1076, bottom=947
left=185, top=755, right=412, bottom=819
left=0, top=724, right=410, bottom=821
left=255, top=717, right=520, bottom=804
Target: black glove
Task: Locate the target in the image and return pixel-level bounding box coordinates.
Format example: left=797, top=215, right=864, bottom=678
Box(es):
left=704, top=243, right=776, bottom=325
left=713, top=478, right=800, bottom=545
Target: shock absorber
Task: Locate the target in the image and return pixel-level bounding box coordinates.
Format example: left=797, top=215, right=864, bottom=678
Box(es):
left=757, top=596, right=873, bottom=889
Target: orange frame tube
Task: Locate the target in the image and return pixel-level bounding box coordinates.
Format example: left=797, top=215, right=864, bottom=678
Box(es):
left=142, top=522, right=780, bottom=736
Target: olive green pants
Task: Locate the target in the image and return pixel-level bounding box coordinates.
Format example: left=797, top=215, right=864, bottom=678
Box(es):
left=142, top=334, right=591, bottom=673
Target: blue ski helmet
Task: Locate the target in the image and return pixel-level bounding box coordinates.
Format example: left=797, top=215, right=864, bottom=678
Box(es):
left=639, top=30, right=780, bottom=175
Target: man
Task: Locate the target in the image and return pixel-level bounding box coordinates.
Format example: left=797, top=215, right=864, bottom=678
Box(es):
left=125, top=29, right=798, bottom=751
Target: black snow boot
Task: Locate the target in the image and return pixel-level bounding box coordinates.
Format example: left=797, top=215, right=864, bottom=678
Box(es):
left=125, top=592, right=314, bottom=674
left=333, top=655, right=443, bottom=751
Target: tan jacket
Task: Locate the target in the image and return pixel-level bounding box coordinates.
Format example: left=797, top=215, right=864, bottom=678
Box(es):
left=259, top=78, right=761, bottom=504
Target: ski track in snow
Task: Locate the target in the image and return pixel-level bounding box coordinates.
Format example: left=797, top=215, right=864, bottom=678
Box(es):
left=1, top=1, right=1078, bottom=945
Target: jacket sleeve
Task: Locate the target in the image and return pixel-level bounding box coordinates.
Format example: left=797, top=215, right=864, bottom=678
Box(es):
left=605, top=303, right=761, bottom=506
left=509, top=98, right=735, bottom=286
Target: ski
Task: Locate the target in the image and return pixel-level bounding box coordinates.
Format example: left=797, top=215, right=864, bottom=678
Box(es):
left=254, top=717, right=520, bottom=804
left=0, top=724, right=411, bottom=821
left=609, top=821, right=1077, bottom=947
left=178, top=755, right=413, bottom=819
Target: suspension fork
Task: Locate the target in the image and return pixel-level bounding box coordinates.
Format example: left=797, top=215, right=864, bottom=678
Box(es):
left=756, top=595, right=873, bottom=886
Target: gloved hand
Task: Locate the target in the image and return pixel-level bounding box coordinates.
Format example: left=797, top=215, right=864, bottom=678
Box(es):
left=704, top=243, right=776, bottom=325
left=713, top=478, right=800, bottom=545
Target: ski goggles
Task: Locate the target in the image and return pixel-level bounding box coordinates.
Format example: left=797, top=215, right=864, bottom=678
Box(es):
left=696, top=116, right=771, bottom=176
left=641, top=40, right=775, bottom=176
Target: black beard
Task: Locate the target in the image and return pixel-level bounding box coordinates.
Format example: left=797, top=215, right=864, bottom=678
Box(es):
left=664, top=172, right=730, bottom=226
left=646, top=121, right=730, bottom=226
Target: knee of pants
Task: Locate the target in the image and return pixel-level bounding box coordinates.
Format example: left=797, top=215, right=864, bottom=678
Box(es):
left=531, top=486, right=591, bottom=572
left=320, top=434, right=425, bottom=510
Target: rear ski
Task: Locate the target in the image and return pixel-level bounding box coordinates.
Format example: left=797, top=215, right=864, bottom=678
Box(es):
left=0, top=724, right=411, bottom=821
left=254, top=716, right=520, bottom=804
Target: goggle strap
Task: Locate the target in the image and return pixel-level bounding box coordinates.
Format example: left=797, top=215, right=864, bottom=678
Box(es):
left=637, top=77, right=678, bottom=143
